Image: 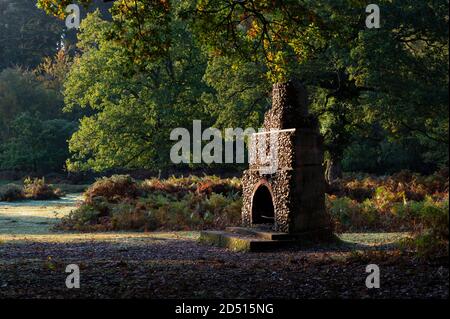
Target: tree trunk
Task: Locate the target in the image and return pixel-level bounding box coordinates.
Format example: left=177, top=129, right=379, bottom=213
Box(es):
left=325, top=158, right=342, bottom=184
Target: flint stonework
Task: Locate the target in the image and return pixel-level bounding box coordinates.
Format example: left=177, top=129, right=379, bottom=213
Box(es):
left=242, top=79, right=332, bottom=236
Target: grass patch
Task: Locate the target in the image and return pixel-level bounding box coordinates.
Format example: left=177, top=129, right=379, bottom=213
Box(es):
left=0, top=193, right=82, bottom=235
left=0, top=231, right=199, bottom=244
left=339, top=232, right=411, bottom=246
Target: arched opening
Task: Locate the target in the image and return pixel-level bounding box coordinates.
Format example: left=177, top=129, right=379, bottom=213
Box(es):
left=251, top=184, right=275, bottom=225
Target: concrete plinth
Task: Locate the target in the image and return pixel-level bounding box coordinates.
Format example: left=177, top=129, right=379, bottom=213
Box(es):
left=199, top=227, right=337, bottom=252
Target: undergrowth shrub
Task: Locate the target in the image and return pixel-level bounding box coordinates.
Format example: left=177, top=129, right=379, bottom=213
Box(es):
left=57, top=175, right=243, bottom=232
left=0, top=184, right=25, bottom=201
left=141, top=177, right=196, bottom=198
left=84, top=175, right=140, bottom=204
left=58, top=172, right=448, bottom=259
left=141, top=176, right=241, bottom=198
left=196, top=177, right=241, bottom=197
left=327, top=194, right=448, bottom=233
left=328, top=168, right=448, bottom=203
left=23, top=177, right=63, bottom=200
left=327, top=193, right=449, bottom=259
left=327, top=196, right=380, bottom=232
left=401, top=199, right=449, bottom=259
left=59, top=192, right=242, bottom=232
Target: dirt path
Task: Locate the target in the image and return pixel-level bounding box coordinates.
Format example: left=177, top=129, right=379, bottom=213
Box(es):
left=0, top=197, right=447, bottom=299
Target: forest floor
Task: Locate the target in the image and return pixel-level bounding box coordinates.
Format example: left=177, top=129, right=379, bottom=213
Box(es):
left=0, top=195, right=448, bottom=299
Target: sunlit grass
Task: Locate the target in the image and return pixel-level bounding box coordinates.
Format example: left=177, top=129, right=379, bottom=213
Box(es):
left=0, top=231, right=200, bottom=244
left=339, top=232, right=411, bottom=246
left=0, top=192, right=199, bottom=244
left=0, top=194, right=82, bottom=235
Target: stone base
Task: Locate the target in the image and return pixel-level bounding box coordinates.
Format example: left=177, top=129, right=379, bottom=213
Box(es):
left=199, top=227, right=337, bottom=252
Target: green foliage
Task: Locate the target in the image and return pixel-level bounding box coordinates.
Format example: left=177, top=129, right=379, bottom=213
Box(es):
left=196, top=0, right=448, bottom=171
left=61, top=203, right=103, bottom=230
left=0, top=56, right=79, bottom=172
left=33, top=1, right=448, bottom=175
left=349, top=1, right=448, bottom=146
left=327, top=168, right=449, bottom=236
left=407, top=200, right=449, bottom=258
left=399, top=199, right=449, bottom=259
left=201, top=56, right=270, bottom=130
left=109, top=192, right=242, bottom=231
left=328, top=169, right=449, bottom=202
left=64, top=10, right=212, bottom=171
left=327, top=193, right=448, bottom=236
left=0, top=68, right=61, bottom=136
left=327, top=196, right=378, bottom=232
left=342, top=125, right=448, bottom=175
left=0, top=112, right=76, bottom=172
left=327, top=191, right=449, bottom=258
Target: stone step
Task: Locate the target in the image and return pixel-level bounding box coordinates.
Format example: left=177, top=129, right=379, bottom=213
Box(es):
left=199, top=230, right=300, bottom=252
left=225, top=227, right=296, bottom=241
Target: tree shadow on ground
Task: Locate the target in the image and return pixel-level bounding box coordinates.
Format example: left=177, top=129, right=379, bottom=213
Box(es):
left=0, top=231, right=447, bottom=299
